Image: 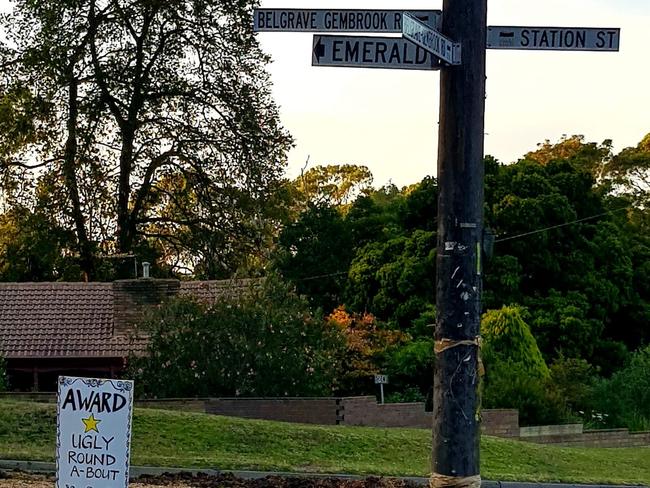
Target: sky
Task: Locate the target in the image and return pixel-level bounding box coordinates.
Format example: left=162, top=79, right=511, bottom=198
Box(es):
left=256, top=0, right=650, bottom=187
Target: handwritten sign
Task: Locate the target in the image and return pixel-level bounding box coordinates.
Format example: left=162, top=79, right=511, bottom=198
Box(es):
left=57, top=376, right=134, bottom=488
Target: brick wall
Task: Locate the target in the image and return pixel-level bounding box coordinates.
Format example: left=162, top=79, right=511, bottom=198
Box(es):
left=340, top=396, right=431, bottom=428
left=136, top=398, right=206, bottom=412
left=205, top=397, right=341, bottom=425
left=481, top=409, right=520, bottom=437
left=340, top=398, right=519, bottom=435
left=522, top=428, right=650, bottom=447
left=112, top=279, right=180, bottom=335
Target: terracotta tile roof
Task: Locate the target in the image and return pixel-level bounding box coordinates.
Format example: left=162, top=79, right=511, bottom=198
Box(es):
left=0, top=282, right=147, bottom=359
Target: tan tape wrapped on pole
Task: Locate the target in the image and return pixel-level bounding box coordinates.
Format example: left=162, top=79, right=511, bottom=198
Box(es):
left=430, top=473, right=482, bottom=488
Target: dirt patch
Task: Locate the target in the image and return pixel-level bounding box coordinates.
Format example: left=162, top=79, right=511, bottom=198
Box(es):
left=0, top=471, right=422, bottom=488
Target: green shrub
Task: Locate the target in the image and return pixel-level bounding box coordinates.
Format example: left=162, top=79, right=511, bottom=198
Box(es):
left=481, top=306, right=570, bottom=425
left=591, top=345, right=650, bottom=430
left=482, top=360, right=569, bottom=426
left=129, top=275, right=343, bottom=398
left=384, top=338, right=434, bottom=397
left=385, top=386, right=426, bottom=404
left=549, top=355, right=596, bottom=414
left=0, top=356, right=7, bottom=391
left=482, top=305, right=549, bottom=380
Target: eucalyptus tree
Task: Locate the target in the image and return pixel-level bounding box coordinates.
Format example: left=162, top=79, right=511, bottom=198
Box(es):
left=0, top=0, right=291, bottom=278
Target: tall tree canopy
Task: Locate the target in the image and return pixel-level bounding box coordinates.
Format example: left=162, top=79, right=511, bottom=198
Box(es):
left=0, top=0, right=291, bottom=279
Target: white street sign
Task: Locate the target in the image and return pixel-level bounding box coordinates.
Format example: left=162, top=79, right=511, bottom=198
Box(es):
left=402, top=13, right=461, bottom=65
left=487, top=26, right=620, bottom=51
left=312, top=35, right=441, bottom=71
left=253, top=9, right=441, bottom=33
left=375, top=374, right=389, bottom=384
left=57, top=376, right=134, bottom=488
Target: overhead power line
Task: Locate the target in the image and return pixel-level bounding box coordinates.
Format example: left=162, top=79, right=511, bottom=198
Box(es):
left=495, top=206, right=629, bottom=243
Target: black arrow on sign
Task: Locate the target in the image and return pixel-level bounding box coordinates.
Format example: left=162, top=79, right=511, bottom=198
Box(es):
left=313, top=36, right=325, bottom=63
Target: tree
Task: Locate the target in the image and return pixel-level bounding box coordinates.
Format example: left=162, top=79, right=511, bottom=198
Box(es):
left=274, top=203, right=353, bottom=312
left=1, top=0, right=291, bottom=278
left=326, top=306, right=407, bottom=395
left=0, top=206, right=74, bottom=281
left=481, top=306, right=549, bottom=379
left=346, top=230, right=436, bottom=329
left=294, top=164, right=373, bottom=208
left=525, top=134, right=612, bottom=182
left=607, top=133, right=650, bottom=207
left=593, top=345, right=650, bottom=430
left=481, top=306, right=569, bottom=425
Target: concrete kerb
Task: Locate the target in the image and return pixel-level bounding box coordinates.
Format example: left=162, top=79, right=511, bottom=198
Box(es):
left=0, top=460, right=647, bottom=488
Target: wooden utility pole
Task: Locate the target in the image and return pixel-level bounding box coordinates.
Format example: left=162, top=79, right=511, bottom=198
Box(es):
left=432, top=0, right=487, bottom=487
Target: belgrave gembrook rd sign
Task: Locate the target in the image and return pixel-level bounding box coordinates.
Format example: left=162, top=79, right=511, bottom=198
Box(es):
left=253, top=9, right=441, bottom=33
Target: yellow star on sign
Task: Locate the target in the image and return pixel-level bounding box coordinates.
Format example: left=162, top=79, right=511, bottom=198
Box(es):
left=81, top=414, right=101, bottom=433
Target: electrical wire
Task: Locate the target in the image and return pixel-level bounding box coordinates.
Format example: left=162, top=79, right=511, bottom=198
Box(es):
left=290, top=207, right=631, bottom=282
left=494, top=206, right=629, bottom=243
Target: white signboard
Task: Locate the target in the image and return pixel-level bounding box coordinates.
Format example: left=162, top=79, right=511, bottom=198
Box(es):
left=312, top=35, right=441, bottom=71
left=402, top=13, right=461, bottom=65
left=374, top=374, right=389, bottom=384
left=487, top=26, right=620, bottom=51
left=57, top=376, right=134, bottom=488
left=253, top=9, right=441, bottom=33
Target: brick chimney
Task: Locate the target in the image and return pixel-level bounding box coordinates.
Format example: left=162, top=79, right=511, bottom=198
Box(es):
left=112, top=279, right=180, bottom=336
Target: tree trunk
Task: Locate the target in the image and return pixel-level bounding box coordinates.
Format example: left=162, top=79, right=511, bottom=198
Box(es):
left=63, top=65, right=95, bottom=281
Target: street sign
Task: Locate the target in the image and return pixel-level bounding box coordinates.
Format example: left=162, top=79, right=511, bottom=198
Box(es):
left=254, top=9, right=441, bottom=33
left=402, top=13, right=461, bottom=65
left=374, top=374, right=389, bottom=384
left=487, top=26, right=620, bottom=51
left=312, top=35, right=441, bottom=71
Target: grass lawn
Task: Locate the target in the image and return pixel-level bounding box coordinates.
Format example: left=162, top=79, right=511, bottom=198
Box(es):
left=0, top=400, right=649, bottom=485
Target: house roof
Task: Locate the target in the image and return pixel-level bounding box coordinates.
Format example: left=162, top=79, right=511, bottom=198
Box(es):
left=0, top=282, right=146, bottom=359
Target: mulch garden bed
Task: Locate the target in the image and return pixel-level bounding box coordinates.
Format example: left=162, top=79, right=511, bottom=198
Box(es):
left=0, top=471, right=422, bottom=488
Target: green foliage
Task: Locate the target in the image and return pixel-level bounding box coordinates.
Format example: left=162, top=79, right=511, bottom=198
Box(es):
left=0, top=356, right=7, bottom=391
left=481, top=306, right=571, bottom=425
left=346, top=230, right=436, bottom=329
left=606, top=134, right=650, bottom=207
left=275, top=203, right=353, bottom=312
left=294, top=164, right=373, bottom=207
left=384, top=386, right=426, bottom=404
left=481, top=306, right=549, bottom=379
left=384, top=338, right=434, bottom=398
left=482, top=360, right=570, bottom=426
left=398, top=176, right=438, bottom=232
left=0, top=206, right=73, bottom=281
left=527, top=290, right=603, bottom=362
left=591, top=345, right=650, bottom=430
left=130, top=276, right=342, bottom=398
left=549, top=356, right=597, bottom=414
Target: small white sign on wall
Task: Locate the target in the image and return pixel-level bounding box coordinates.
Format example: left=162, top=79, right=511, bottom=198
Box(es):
left=57, top=376, right=134, bottom=488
